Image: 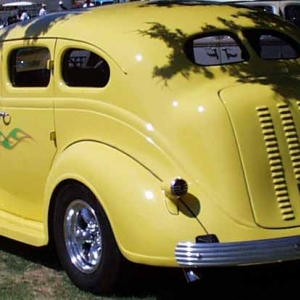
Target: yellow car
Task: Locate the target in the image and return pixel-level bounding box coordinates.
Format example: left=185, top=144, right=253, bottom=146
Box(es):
left=1, top=0, right=300, bottom=294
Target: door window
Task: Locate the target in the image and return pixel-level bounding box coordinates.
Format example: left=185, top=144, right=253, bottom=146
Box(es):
left=9, top=47, right=51, bottom=87
left=62, top=48, right=110, bottom=87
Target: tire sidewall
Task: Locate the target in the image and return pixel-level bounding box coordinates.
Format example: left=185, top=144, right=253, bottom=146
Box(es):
left=53, top=183, right=122, bottom=294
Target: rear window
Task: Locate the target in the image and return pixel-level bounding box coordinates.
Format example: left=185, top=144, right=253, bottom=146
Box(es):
left=244, top=29, right=300, bottom=60
left=185, top=32, right=248, bottom=66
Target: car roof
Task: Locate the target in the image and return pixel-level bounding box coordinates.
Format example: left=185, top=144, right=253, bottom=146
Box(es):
left=0, top=0, right=296, bottom=66
left=0, top=1, right=280, bottom=38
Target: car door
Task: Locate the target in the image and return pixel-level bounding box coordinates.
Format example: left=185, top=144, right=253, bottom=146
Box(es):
left=0, top=39, right=57, bottom=222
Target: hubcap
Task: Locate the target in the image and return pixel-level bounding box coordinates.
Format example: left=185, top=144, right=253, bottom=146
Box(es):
left=64, top=199, right=102, bottom=273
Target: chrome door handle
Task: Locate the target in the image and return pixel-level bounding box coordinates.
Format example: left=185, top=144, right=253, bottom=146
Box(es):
left=0, top=111, right=11, bottom=125
left=0, top=111, right=9, bottom=118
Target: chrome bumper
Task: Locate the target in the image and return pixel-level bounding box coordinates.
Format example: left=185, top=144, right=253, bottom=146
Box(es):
left=175, top=235, right=300, bottom=267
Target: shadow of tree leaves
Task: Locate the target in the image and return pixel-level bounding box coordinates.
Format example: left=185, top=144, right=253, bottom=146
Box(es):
left=0, top=10, right=84, bottom=48
left=136, top=2, right=300, bottom=100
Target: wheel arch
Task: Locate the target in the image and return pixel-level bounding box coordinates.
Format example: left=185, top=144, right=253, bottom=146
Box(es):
left=44, top=141, right=205, bottom=266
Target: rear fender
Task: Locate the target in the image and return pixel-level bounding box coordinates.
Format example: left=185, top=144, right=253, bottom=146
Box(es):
left=44, top=141, right=206, bottom=266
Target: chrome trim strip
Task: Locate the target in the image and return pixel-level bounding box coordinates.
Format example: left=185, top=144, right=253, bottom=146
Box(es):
left=175, top=235, right=300, bottom=267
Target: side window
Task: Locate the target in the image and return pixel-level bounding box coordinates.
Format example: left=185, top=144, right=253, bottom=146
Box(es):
left=284, top=5, right=300, bottom=28
left=244, top=29, right=300, bottom=60
left=62, top=48, right=110, bottom=87
left=9, top=47, right=50, bottom=87
left=186, top=33, right=248, bottom=66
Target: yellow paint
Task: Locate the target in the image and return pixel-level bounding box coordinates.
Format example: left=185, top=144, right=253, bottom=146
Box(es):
left=0, top=2, right=299, bottom=265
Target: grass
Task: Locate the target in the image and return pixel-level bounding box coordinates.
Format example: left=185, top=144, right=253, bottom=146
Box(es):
left=1, top=235, right=300, bottom=299
left=0, top=240, right=107, bottom=299
left=0, top=236, right=188, bottom=300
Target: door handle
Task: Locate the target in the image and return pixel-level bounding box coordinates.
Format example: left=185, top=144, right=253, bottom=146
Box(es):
left=0, top=111, right=11, bottom=125
left=0, top=111, right=9, bottom=118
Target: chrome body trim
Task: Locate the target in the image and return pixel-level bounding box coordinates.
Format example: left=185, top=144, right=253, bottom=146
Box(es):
left=175, top=235, right=300, bottom=267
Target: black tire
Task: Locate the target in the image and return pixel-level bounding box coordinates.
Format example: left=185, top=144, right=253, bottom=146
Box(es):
left=53, top=183, right=125, bottom=294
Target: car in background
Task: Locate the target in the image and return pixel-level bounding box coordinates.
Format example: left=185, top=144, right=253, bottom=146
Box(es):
left=77, top=0, right=116, bottom=6
left=95, top=0, right=115, bottom=5
left=204, top=0, right=300, bottom=27
left=2, top=0, right=300, bottom=295
left=0, top=14, right=20, bottom=27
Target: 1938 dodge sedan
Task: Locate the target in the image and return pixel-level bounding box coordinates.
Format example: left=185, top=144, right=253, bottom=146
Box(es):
left=1, top=0, right=300, bottom=294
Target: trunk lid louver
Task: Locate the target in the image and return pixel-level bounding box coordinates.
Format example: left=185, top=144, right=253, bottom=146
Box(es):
left=220, top=84, right=300, bottom=228
left=257, top=104, right=295, bottom=221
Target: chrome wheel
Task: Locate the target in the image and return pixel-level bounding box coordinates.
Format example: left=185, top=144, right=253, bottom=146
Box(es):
left=64, top=199, right=102, bottom=273
left=54, top=184, right=125, bottom=293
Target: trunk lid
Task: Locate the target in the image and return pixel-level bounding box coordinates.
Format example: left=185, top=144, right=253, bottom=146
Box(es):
left=219, top=82, right=300, bottom=228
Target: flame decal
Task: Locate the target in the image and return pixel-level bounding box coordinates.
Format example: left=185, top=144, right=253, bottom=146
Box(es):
left=0, top=128, right=32, bottom=149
